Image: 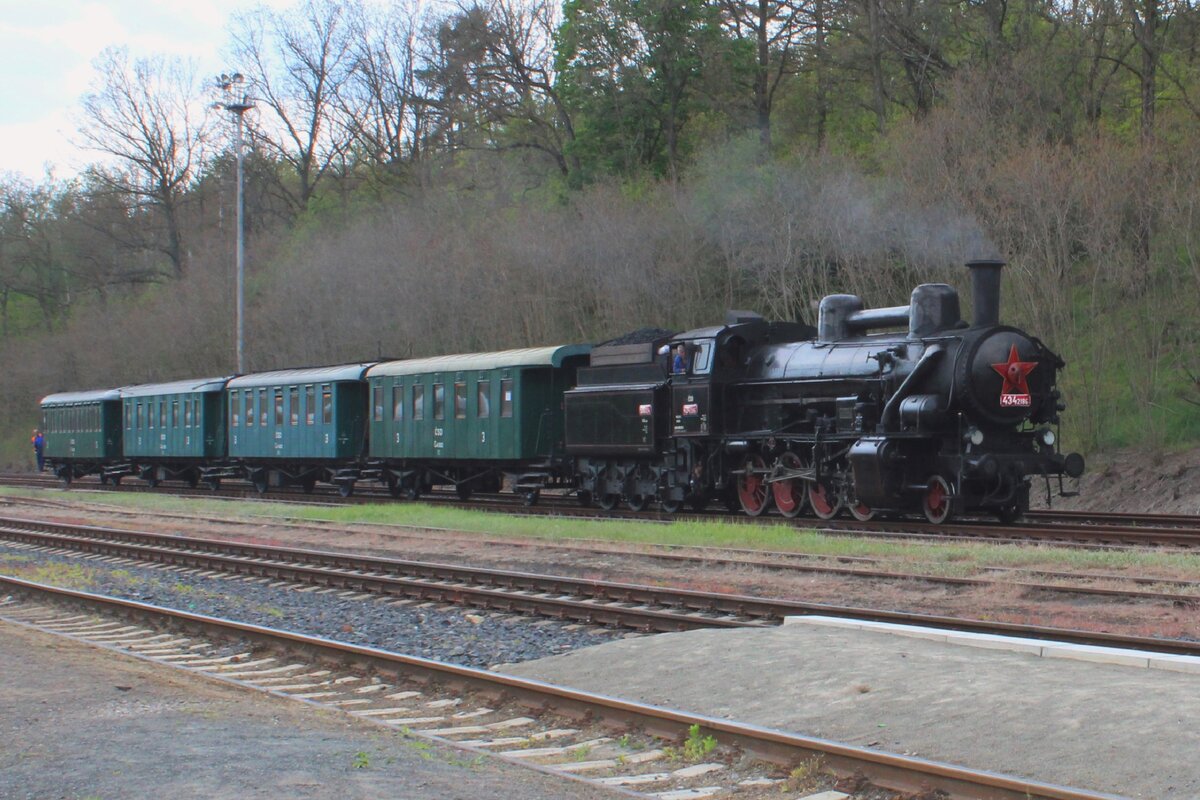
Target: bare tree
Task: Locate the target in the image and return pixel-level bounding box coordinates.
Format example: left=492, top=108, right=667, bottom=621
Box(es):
left=77, top=47, right=209, bottom=276
left=230, top=0, right=360, bottom=212
left=345, top=1, right=432, bottom=175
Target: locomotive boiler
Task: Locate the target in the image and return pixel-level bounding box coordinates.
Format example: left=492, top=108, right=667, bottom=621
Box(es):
left=565, top=260, right=1084, bottom=523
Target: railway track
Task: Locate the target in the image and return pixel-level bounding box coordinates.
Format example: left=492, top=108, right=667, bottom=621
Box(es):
left=6, top=501, right=1199, bottom=611
left=3, top=472, right=1198, bottom=549
left=3, top=515, right=1199, bottom=655
left=0, top=575, right=1122, bottom=800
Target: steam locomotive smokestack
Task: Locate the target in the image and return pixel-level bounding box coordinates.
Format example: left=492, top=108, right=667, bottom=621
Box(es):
left=966, top=259, right=1004, bottom=327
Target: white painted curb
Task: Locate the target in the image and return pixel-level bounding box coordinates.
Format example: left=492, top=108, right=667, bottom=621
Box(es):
left=782, top=615, right=1200, bottom=674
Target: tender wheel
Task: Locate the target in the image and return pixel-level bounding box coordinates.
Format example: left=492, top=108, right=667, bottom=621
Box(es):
left=110, top=474, right=122, bottom=486
left=57, top=467, right=73, bottom=488
left=576, top=489, right=593, bottom=507
left=186, top=472, right=200, bottom=489
left=849, top=502, right=876, bottom=522
left=661, top=497, right=683, bottom=514
left=626, top=494, right=649, bottom=512
left=456, top=482, right=473, bottom=501
left=772, top=452, right=807, bottom=519
left=597, top=493, right=620, bottom=511
left=404, top=484, right=421, bottom=502
left=923, top=475, right=953, bottom=525
left=737, top=454, right=772, bottom=517
left=521, top=490, right=540, bottom=506
left=337, top=482, right=355, bottom=498
left=301, top=476, right=317, bottom=494
left=203, top=477, right=220, bottom=491
left=386, top=477, right=402, bottom=498
left=145, top=477, right=160, bottom=489
left=251, top=473, right=269, bottom=495
left=99, top=473, right=110, bottom=486
left=808, top=480, right=842, bottom=520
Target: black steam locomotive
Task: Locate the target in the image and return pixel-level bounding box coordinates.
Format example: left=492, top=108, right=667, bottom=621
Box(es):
left=565, top=260, right=1084, bottom=524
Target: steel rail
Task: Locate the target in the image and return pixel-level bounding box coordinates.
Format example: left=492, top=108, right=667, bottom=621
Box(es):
left=0, top=574, right=1124, bottom=800
left=4, top=472, right=1199, bottom=548
left=4, top=515, right=1200, bottom=656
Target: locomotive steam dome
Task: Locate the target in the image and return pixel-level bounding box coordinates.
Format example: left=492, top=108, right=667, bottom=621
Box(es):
left=958, top=328, right=1051, bottom=426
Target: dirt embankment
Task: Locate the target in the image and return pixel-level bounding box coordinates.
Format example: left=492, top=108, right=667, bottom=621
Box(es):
left=1039, top=446, right=1200, bottom=514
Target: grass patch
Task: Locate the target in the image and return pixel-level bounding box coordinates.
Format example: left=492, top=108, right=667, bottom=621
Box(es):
left=0, top=558, right=97, bottom=590
left=4, top=486, right=1200, bottom=578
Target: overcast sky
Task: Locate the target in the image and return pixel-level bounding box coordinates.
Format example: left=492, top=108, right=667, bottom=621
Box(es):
left=0, top=0, right=293, bottom=182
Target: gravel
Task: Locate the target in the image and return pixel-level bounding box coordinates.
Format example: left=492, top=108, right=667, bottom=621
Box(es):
left=0, top=543, right=626, bottom=669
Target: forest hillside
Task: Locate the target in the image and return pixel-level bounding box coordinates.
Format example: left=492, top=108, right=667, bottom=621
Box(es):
left=2, top=0, right=1199, bottom=466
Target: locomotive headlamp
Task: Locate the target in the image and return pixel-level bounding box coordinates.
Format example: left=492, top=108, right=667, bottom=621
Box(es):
left=966, top=427, right=984, bottom=446
left=1039, top=428, right=1056, bottom=446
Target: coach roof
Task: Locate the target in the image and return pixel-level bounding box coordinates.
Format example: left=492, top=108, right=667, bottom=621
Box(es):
left=226, top=363, right=378, bottom=389
left=120, top=377, right=233, bottom=398
left=41, top=388, right=123, bottom=406
left=368, top=345, right=590, bottom=378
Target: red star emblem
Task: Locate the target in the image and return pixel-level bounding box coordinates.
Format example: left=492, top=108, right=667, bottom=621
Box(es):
left=992, top=344, right=1037, bottom=400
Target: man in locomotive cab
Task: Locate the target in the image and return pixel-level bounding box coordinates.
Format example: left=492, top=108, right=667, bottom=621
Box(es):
left=672, top=343, right=689, bottom=375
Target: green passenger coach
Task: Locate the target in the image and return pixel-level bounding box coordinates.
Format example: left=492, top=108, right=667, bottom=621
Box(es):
left=40, top=389, right=123, bottom=484
left=225, top=363, right=376, bottom=495
left=365, top=345, right=590, bottom=503
left=121, top=377, right=232, bottom=488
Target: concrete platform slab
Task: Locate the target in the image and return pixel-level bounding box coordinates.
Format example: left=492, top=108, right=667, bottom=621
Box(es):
left=505, top=621, right=1200, bottom=798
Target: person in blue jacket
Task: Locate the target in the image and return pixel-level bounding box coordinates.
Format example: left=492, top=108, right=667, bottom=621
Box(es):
left=32, top=429, right=45, bottom=472
left=672, top=344, right=688, bottom=375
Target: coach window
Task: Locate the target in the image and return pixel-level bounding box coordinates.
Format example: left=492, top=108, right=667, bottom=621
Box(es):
left=392, top=384, right=404, bottom=422
left=290, top=387, right=300, bottom=425
left=172, top=400, right=180, bottom=427
left=305, top=386, right=315, bottom=425
left=159, top=401, right=167, bottom=429
left=433, top=383, right=445, bottom=420
left=185, top=398, right=194, bottom=427
left=412, top=385, right=424, bottom=421
left=136, top=403, right=144, bottom=430
left=259, top=389, right=269, bottom=426
left=231, top=392, right=240, bottom=427
left=477, top=381, right=490, bottom=418
left=454, top=382, right=467, bottom=419
left=125, top=403, right=132, bottom=430
left=274, top=390, right=284, bottom=425
left=373, top=384, right=384, bottom=422
left=500, top=379, right=513, bottom=418
left=321, top=385, right=333, bottom=425
left=149, top=402, right=155, bottom=429
left=245, top=391, right=254, bottom=427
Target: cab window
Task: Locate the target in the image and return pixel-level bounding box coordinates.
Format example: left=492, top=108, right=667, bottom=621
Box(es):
left=691, top=341, right=714, bottom=375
